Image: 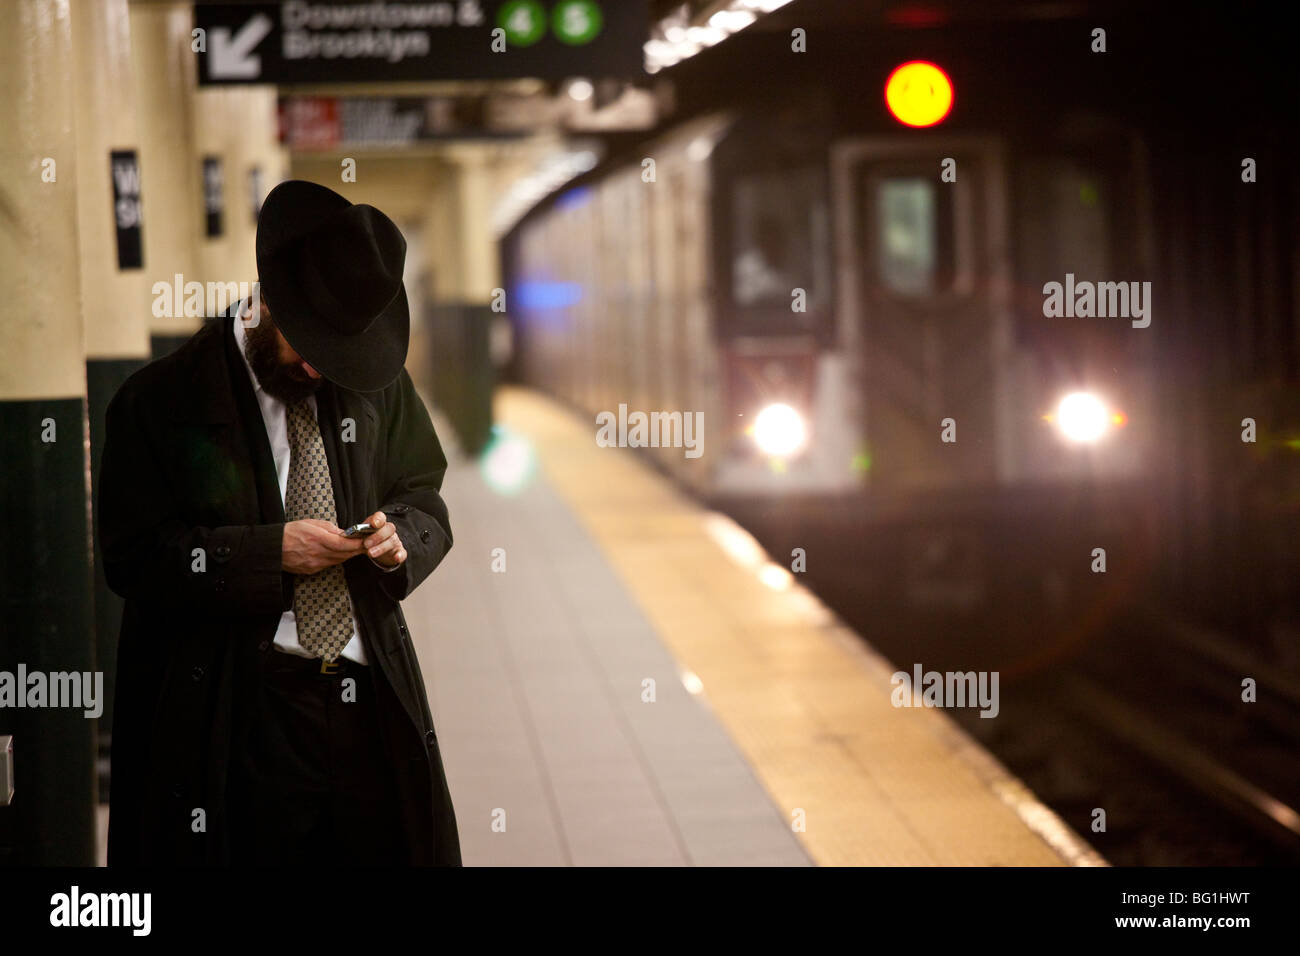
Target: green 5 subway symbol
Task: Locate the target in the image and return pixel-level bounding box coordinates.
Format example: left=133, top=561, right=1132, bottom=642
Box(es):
left=498, top=1, right=603, bottom=47
left=554, top=0, right=603, bottom=45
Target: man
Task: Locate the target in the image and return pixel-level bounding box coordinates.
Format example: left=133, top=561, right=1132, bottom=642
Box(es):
left=98, top=181, right=460, bottom=865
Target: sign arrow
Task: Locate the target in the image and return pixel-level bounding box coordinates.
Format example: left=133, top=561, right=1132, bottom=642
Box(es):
left=209, top=13, right=273, bottom=80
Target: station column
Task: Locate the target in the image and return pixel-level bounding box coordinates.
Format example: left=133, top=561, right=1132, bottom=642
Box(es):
left=75, top=0, right=150, bottom=804
left=425, top=147, right=502, bottom=454
left=130, top=0, right=201, bottom=355
left=0, top=0, right=96, bottom=866
left=192, top=85, right=285, bottom=292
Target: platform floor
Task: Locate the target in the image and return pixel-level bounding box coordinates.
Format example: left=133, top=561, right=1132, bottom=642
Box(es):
left=409, top=407, right=809, bottom=866
left=410, top=387, right=1103, bottom=867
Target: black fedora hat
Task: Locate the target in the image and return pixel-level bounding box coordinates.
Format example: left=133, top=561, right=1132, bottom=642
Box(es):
left=256, top=180, right=409, bottom=392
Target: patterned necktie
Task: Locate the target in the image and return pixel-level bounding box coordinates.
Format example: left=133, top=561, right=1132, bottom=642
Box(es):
left=284, top=398, right=354, bottom=662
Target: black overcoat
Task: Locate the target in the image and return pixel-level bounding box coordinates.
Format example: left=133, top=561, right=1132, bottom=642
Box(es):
left=97, top=312, right=460, bottom=865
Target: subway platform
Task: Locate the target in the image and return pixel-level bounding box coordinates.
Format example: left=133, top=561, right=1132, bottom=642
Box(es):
left=94, top=385, right=1103, bottom=867
left=406, top=387, right=1103, bottom=866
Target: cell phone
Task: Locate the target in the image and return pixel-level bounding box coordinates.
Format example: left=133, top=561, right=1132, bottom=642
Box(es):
left=341, top=523, right=377, bottom=538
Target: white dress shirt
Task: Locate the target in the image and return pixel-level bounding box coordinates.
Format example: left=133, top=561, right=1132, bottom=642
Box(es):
left=233, top=311, right=369, bottom=665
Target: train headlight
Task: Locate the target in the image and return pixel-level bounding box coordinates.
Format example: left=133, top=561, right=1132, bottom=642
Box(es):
left=753, top=403, right=807, bottom=457
left=1054, top=392, right=1110, bottom=443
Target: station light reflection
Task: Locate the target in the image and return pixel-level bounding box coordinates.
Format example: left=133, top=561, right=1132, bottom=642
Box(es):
left=479, top=426, right=538, bottom=495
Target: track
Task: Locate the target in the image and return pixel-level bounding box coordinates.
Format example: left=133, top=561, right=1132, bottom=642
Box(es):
left=939, top=614, right=1300, bottom=865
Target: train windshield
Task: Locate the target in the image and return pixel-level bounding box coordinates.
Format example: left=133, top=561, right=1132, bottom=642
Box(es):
left=727, top=164, right=830, bottom=329
left=877, top=178, right=938, bottom=295
left=871, top=175, right=959, bottom=297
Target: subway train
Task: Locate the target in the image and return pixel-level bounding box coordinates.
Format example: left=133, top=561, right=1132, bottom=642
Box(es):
left=501, top=17, right=1298, bottom=644
left=506, top=103, right=1154, bottom=497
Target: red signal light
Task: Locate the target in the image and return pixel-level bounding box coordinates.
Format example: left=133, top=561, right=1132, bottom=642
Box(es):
left=885, top=61, right=953, bottom=127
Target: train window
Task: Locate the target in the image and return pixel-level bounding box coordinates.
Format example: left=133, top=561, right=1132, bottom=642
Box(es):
left=728, top=165, right=829, bottom=319
left=874, top=177, right=956, bottom=296
left=877, top=178, right=935, bottom=294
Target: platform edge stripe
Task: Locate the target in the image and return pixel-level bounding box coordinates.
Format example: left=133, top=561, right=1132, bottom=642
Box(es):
left=816, top=621, right=1109, bottom=868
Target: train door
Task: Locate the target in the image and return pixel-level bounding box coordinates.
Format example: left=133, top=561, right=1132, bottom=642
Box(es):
left=831, top=137, right=1011, bottom=496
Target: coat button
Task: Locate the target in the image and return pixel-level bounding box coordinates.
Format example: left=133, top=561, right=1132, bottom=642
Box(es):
left=214, top=545, right=231, bottom=559
left=171, top=783, right=184, bottom=799
left=424, top=730, right=436, bottom=748
left=191, top=665, right=204, bottom=681
left=257, top=640, right=270, bottom=652
left=420, top=528, right=431, bottom=543
left=214, top=576, right=226, bottom=593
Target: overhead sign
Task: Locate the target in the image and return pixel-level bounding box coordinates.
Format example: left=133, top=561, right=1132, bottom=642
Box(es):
left=194, top=1, right=646, bottom=85
left=281, top=95, right=504, bottom=148
left=278, top=87, right=653, bottom=148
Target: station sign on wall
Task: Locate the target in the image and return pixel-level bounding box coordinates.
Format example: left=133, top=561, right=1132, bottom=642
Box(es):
left=109, top=150, right=144, bottom=270
left=202, top=157, right=225, bottom=237
left=195, top=1, right=646, bottom=85
left=279, top=86, right=653, bottom=148
left=279, top=95, right=522, bottom=148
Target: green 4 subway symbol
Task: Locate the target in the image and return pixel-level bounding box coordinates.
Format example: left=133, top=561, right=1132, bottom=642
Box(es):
left=554, top=0, right=603, bottom=45
left=498, top=0, right=547, bottom=46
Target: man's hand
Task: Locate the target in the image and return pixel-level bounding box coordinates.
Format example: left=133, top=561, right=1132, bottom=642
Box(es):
left=282, top=518, right=366, bottom=575
left=358, top=511, right=407, bottom=569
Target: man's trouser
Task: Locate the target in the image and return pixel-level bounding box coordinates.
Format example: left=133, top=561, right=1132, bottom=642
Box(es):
left=228, top=647, right=407, bottom=865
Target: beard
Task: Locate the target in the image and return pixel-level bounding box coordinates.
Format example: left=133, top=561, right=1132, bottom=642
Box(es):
left=242, top=310, right=323, bottom=405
